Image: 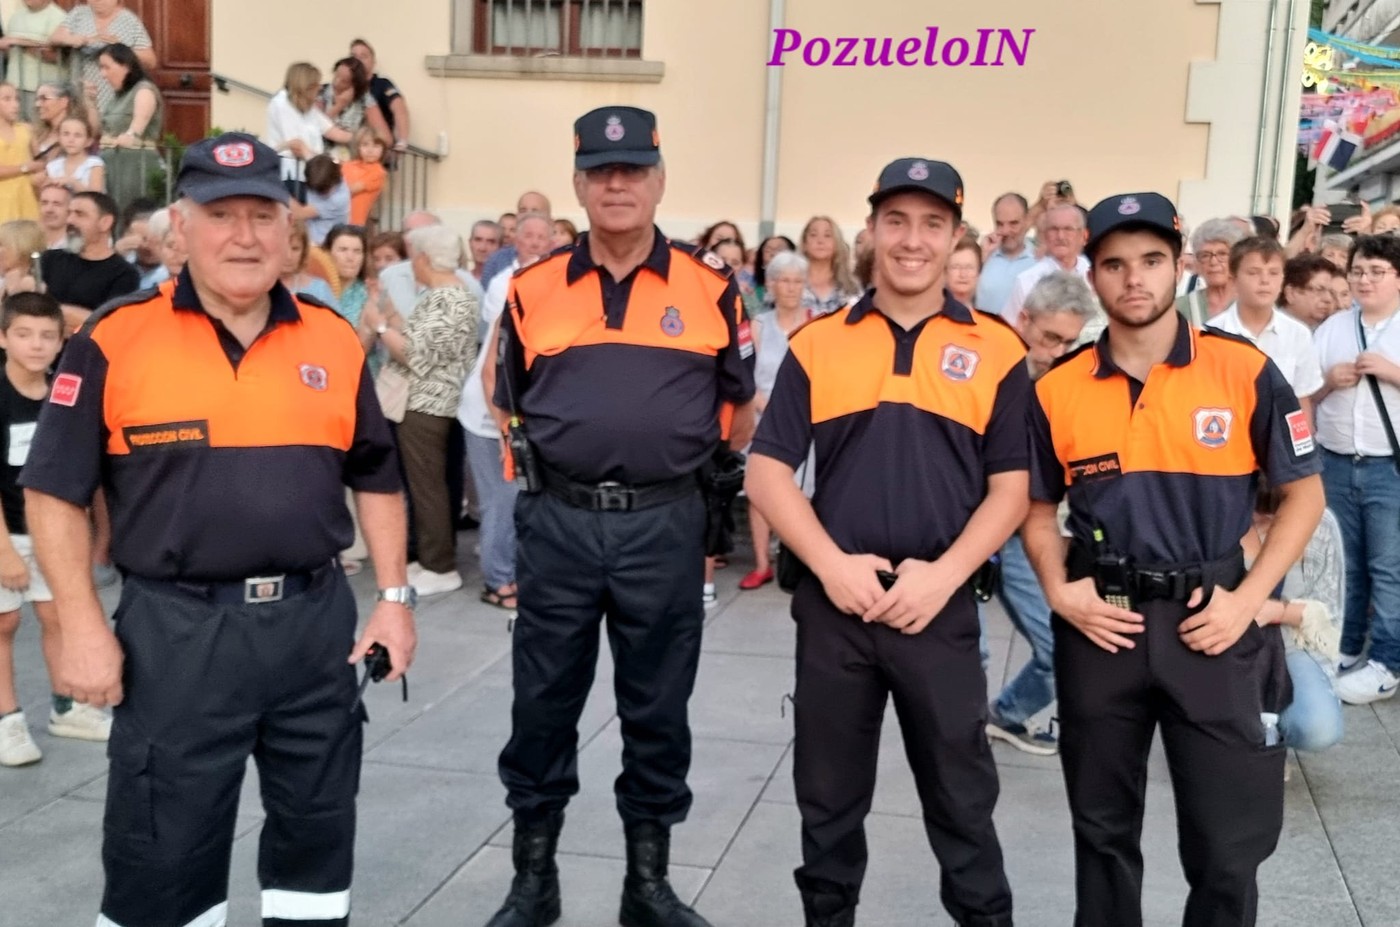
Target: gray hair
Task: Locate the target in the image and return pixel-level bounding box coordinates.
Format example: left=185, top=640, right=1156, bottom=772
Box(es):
left=470, top=219, right=501, bottom=236
left=1190, top=217, right=1246, bottom=255
left=1319, top=233, right=1352, bottom=255
left=1022, top=271, right=1097, bottom=320
left=765, top=249, right=809, bottom=281
left=147, top=207, right=171, bottom=241
left=406, top=225, right=463, bottom=271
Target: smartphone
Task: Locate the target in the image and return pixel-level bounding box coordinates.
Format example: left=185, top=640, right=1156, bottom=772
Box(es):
left=1324, top=202, right=1364, bottom=234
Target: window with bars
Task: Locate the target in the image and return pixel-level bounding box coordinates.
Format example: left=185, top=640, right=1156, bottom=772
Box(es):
left=471, top=0, right=644, bottom=58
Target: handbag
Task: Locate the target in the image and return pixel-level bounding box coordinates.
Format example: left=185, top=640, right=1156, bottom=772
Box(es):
left=374, top=364, right=410, bottom=424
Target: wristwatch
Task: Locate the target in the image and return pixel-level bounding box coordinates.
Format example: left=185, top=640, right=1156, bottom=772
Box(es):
left=377, top=585, right=418, bottom=609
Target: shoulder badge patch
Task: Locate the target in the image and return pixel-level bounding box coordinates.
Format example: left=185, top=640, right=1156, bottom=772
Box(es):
left=700, top=250, right=726, bottom=272
left=940, top=344, right=980, bottom=381
left=1193, top=407, right=1234, bottom=449
left=737, top=320, right=753, bottom=359
left=50, top=373, right=82, bottom=407
left=1285, top=409, right=1315, bottom=457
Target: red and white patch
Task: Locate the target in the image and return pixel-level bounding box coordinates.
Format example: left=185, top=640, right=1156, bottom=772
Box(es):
left=299, top=363, right=328, bottom=391
left=1193, top=407, right=1234, bottom=449
left=907, top=161, right=930, bottom=181
left=213, top=142, right=254, bottom=167
left=1286, top=409, right=1315, bottom=457
left=940, top=344, right=980, bottom=381
left=50, top=373, right=82, bottom=407
left=736, top=320, right=753, bottom=360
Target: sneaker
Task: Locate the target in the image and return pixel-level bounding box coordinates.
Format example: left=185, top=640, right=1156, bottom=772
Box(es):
left=1290, top=601, right=1340, bottom=663
left=407, top=561, right=425, bottom=580
left=1339, top=652, right=1365, bottom=675
left=0, top=712, right=42, bottom=766
left=986, top=711, right=1058, bottom=756
left=1334, top=659, right=1400, bottom=706
left=48, top=702, right=112, bottom=742
left=413, top=568, right=463, bottom=597
left=702, top=582, right=717, bottom=608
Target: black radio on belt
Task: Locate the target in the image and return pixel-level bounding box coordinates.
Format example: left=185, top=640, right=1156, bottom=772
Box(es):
left=1091, top=526, right=1133, bottom=609
left=507, top=418, right=542, bottom=494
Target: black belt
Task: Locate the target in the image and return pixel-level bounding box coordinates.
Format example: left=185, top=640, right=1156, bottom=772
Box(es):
left=541, top=464, right=698, bottom=512
left=1321, top=448, right=1394, bottom=464
left=1069, top=547, right=1245, bottom=604
left=145, top=560, right=338, bottom=605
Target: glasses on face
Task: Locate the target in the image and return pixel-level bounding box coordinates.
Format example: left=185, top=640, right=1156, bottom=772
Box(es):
left=1025, top=320, right=1079, bottom=351
left=1347, top=267, right=1396, bottom=282
left=1196, top=250, right=1230, bottom=265
left=1298, top=284, right=1333, bottom=297
left=583, top=163, right=649, bottom=183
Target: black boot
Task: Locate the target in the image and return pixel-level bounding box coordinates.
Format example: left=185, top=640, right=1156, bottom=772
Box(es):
left=800, top=888, right=856, bottom=927
left=484, top=812, right=563, bottom=927
left=618, top=822, right=712, bottom=927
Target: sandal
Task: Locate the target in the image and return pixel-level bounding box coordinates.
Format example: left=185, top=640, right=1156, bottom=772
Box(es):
left=480, top=585, right=518, bottom=610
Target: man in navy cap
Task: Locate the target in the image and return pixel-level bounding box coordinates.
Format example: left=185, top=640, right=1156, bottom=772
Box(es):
left=747, top=158, right=1022, bottom=927
left=1022, top=192, right=1323, bottom=926
left=23, top=132, right=415, bottom=927
left=486, top=107, right=755, bottom=927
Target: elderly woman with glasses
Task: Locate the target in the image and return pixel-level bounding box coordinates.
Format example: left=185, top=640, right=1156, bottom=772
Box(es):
left=1176, top=217, right=1246, bottom=326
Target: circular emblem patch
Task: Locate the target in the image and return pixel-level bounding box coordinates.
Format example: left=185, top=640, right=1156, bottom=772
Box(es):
left=214, top=142, right=254, bottom=168
left=908, top=161, right=930, bottom=181
left=604, top=115, right=626, bottom=142
left=1118, top=196, right=1141, bottom=216
left=660, top=307, right=685, bottom=337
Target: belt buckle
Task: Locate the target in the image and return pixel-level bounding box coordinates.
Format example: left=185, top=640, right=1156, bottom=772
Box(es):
left=593, top=481, right=633, bottom=512
left=244, top=575, right=286, bottom=604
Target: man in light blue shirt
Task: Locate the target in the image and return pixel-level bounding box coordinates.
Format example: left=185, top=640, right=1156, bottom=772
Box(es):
left=974, top=192, right=1037, bottom=314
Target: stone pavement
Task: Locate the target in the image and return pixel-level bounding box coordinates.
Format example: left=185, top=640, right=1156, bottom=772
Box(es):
left=2, top=535, right=1397, bottom=926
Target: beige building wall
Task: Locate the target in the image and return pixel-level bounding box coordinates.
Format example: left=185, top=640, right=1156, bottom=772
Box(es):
left=212, top=0, right=1305, bottom=244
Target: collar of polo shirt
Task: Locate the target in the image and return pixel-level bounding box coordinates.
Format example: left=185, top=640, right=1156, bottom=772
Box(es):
left=844, top=288, right=975, bottom=325
left=1091, top=310, right=1193, bottom=379
left=566, top=226, right=671, bottom=285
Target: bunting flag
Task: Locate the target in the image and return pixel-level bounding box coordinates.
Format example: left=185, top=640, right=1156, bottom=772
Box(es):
left=1308, top=28, right=1400, bottom=63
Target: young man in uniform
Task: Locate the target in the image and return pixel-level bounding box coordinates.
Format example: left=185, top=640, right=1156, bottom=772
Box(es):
left=21, top=133, right=416, bottom=927
left=486, top=107, right=755, bottom=927
left=1022, top=192, right=1325, bottom=927
left=746, top=158, right=1025, bottom=927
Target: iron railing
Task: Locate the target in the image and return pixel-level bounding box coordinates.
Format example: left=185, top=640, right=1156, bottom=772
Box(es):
left=210, top=72, right=441, bottom=229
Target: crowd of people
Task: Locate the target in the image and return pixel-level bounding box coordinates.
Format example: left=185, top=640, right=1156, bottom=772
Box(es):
left=0, top=28, right=1393, bottom=923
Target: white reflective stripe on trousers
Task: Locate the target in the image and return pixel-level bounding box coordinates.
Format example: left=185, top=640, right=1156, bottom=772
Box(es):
left=97, top=901, right=229, bottom=927
left=262, top=888, right=352, bottom=919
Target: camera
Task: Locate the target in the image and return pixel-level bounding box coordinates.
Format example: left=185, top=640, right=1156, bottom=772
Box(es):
left=1056, top=180, right=1073, bottom=198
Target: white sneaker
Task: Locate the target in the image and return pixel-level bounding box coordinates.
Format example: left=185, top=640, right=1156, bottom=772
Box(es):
left=48, top=702, right=112, bottom=742
left=702, top=582, right=717, bottom=608
left=0, top=711, right=42, bottom=766
left=407, top=561, right=425, bottom=580
left=1334, top=659, right=1400, bottom=706
left=413, top=568, right=463, bottom=597
left=1339, top=652, right=1365, bottom=674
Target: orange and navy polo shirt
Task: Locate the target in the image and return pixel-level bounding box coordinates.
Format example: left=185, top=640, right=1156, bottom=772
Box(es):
left=1030, top=313, right=1322, bottom=567
left=494, top=227, right=756, bottom=484
left=19, top=270, right=401, bottom=580
left=750, top=289, right=1031, bottom=564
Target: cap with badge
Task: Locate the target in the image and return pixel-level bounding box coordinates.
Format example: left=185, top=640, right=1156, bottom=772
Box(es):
left=868, top=157, right=965, bottom=219
left=574, top=106, right=661, bottom=170
left=1085, top=192, right=1183, bottom=257
left=176, top=132, right=288, bottom=205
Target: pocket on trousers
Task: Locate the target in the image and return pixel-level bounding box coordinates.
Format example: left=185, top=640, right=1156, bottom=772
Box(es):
left=104, top=739, right=155, bottom=843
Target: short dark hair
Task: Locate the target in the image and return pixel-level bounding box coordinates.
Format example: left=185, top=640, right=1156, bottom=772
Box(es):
left=1349, top=233, right=1400, bottom=274
left=1, top=292, right=63, bottom=332
left=1281, top=254, right=1339, bottom=308
left=1251, top=215, right=1281, bottom=240
left=99, top=43, right=148, bottom=95
left=322, top=224, right=369, bottom=282
left=333, top=57, right=369, bottom=100
left=369, top=231, right=406, bottom=262
left=753, top=235, right=796, bottom=288
left=120, top=197, right=158, bottom=236
left=74, top=190, right=119, bottom=223
left=1228, top=236, right=1286, bottom=276
left=304, top=155, right=342, bottom=195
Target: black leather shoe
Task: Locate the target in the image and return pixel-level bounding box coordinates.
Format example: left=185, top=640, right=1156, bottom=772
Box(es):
left=618, top=822, right=712, bottom=927
left=484, top=812, right=563, bottom=927
left=800, top=888, right=856, bottom=927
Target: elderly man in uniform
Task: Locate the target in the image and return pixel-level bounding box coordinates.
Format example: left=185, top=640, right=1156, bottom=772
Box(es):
left=486, top=106, right=755, bottom=927
left=21, top=133, right=415, bottom=927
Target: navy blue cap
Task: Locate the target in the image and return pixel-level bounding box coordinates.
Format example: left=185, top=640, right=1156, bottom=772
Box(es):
left=1085, top=192, right=1182, bottom=256
left=868, top=158, right=964, bottom=218
left=177, top=132, right=288, bottom=205
left=573, top=106, right=661, bottom=170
